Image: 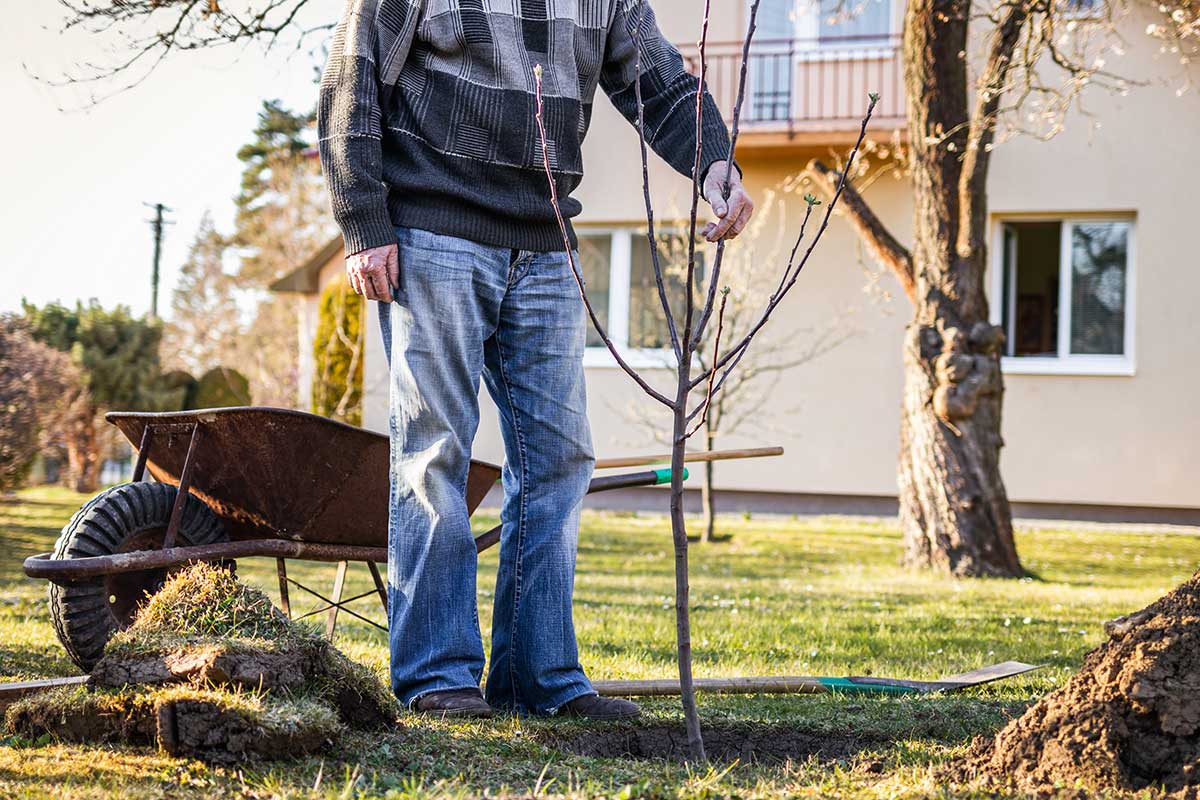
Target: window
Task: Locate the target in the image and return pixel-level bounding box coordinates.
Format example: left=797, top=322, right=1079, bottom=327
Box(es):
left=817, top=0, right=892, bottom=43
left=578, top=228, right=705, bottom=367
left=577, top=233, right=612, bottom=349
left=1058, top=0, right=1105, bottom=19
left=744, top=0, right=896, bottom=122
left=993, top=218, right=1135, bottom=375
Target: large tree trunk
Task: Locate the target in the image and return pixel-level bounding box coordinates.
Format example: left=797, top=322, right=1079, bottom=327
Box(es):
left=897, top=320, right=1021, bottom=576
left=896, top=0, right=1023, bottom=577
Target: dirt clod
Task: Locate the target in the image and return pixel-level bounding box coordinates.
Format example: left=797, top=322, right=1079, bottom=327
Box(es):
left=953, top=569, right=1200, bottom=797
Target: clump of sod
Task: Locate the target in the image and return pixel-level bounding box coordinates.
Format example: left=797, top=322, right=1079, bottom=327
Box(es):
left=6, top=683, right=341, bottom=763
left=9, top=563, right=398, bottom=762
left=105, top=560, right=304, bottom=658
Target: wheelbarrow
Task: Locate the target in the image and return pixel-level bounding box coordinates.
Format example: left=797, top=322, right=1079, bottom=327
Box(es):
left=23, top=406, right=782, bottom=671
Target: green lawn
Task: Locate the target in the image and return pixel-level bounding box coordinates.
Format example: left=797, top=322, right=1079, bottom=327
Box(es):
left=1, top=485, right=1197, bottom=799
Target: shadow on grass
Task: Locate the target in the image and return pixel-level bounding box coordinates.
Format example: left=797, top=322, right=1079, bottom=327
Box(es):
left=541, top=721, right=881, bottom=763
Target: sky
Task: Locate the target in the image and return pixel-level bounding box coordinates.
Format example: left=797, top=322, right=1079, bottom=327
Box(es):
left=0, top=1, right=337, bottom=319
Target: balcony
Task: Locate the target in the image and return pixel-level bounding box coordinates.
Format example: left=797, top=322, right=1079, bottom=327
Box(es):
left=681, top=34, right=906, bottom=149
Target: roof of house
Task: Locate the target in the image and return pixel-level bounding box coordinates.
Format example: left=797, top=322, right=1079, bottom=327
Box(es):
left=269, top=236, right=343, bottom=294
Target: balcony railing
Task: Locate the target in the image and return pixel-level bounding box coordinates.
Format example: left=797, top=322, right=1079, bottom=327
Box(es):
left=681, top=34, right=905, bottom=138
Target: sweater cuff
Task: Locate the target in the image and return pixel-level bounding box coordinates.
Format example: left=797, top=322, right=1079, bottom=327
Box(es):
left=336, top=203, right=397, bottom=256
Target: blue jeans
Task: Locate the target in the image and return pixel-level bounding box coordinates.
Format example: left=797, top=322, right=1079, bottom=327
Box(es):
left=377, top=225, right=596, bottom=715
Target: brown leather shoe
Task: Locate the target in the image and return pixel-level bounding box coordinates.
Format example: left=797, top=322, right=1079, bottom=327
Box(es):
left=561, top=694, right=641, bottom=720
left=412, top=688, right=493, bottom=718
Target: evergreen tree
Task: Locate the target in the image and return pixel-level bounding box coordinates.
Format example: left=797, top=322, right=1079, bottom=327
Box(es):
left=23, top=301, right=173, bottom=491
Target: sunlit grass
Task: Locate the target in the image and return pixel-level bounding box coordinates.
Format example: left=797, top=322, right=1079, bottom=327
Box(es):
left=1, top=485, right=1197, bottom=798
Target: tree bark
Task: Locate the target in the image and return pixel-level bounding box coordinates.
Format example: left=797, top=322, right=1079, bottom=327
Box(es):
left=897, top=321, right=1021, bottom=576
left=670, top=377, right=704, bottom=761
left=896, top=0, right=1023, bottom=577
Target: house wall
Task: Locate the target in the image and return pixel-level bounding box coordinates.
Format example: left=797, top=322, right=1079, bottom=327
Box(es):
left=342, top=1, right=1199, bottom=514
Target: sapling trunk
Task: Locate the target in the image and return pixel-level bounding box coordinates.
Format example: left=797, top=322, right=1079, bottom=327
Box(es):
left=669, top=377, right=703, bottom=759
left=533, top=0, right=875, bottom=762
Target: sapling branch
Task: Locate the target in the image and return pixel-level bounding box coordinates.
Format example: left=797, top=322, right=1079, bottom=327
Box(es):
left=692, top=0, right=762, bottom=345
left=689, top=95, right=879, bottom=391
left=685, top=289, right=729, bottom=436
left=632, top=1, right=682, bottom=362
left=681, top=0, right=713, bottom=354
left=532, top=64, right=672, bottom=409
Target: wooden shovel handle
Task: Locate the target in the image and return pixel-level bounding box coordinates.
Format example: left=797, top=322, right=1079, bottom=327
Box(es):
left=594, top=446, right=784, bottom=471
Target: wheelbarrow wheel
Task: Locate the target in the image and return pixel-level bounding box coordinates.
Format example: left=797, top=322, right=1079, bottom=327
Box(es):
left=48, top=481, right=228, bottom=671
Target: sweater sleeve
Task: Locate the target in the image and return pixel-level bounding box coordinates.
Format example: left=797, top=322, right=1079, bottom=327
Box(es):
left=599, top=0, right=737, bottom=185
left=317, top=0, right=420, bottom=255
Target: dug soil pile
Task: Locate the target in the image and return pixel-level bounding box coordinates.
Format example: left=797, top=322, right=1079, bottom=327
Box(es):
left=7, top=563, right=398, bottom=762
left=955, top=569, right=1200, bottom=797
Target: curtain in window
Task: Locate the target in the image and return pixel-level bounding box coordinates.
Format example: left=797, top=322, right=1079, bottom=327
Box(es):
left=629, top=234, right=705, bottom=350
left=577, top=234, right=611, bottom=348
left=1070, top=222, right=1128, bottom=356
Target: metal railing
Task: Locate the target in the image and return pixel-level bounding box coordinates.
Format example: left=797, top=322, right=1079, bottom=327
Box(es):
left=681, top=34, right=905, bottom=135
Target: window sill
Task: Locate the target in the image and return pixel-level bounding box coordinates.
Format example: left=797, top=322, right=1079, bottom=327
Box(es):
left=1001, top=356, right=1135, bottom=377
left=798, top=44, right=897, bottom=62
left=583, top=347, right=678, bottom=370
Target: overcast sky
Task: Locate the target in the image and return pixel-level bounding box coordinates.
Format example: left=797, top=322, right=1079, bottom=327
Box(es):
left=0, top=2, right=336, bottom=319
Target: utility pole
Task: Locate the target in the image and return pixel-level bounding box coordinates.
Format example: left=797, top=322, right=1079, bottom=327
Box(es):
left=143, top=202, right=174, bottom=319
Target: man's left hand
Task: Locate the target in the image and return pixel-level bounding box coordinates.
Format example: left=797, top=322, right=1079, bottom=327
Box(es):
left=701, top=160, right=754, bottom=243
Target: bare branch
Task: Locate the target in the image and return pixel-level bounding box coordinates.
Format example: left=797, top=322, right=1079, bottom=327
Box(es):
left=958, top=0, right=1032, bottom=257
left=680, top=0, right=714, bottom=355
left=692, top=0, right=763, bottom=344
left=685, top=290, right=728, bottom=434
left=803, top=158, right=916, bottom=303
left=632, top=0, right=682, bottom=362
left=533, top=65, right=672, bottom=408
left=36, top=0, right=330, bottom=107
left=689, top=98, right=879, bottom=390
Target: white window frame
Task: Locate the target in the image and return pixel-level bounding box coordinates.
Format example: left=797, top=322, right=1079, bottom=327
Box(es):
left=580, top=227, right=694, bottom=370
left=989, top=214, right=1137, bottom=377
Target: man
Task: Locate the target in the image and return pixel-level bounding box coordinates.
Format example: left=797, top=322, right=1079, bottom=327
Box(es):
left=318, top=0, right=753, bottom=719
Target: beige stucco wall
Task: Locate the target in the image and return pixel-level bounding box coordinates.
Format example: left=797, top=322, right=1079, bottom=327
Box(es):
left=334, top=1, right=1198, bottom=511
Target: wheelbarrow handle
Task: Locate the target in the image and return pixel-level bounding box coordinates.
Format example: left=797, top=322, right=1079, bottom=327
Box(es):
left=473, top=467, right=688, bottom=553
left=594, top=446, right=783, bottom=470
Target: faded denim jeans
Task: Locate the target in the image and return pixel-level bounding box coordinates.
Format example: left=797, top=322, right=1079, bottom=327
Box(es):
left=377, top=225, right=596, bottom=715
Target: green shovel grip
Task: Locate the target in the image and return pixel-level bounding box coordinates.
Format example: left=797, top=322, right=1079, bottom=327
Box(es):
left=653, top=467, right=689, bottom=485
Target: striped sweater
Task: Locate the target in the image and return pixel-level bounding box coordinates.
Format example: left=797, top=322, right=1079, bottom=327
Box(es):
left=317, top=0, right=735, bottom=254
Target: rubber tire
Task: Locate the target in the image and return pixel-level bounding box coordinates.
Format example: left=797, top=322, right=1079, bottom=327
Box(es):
left=49, top=482, right=227, bottom=671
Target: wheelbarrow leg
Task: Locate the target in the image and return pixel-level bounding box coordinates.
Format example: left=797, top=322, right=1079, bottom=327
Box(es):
left=276, top=558, right=291, bottom=618
left=325, top=561, right=348, bottom=639
left=367, top=561, right=387, bottom=614
left=132, top=425, right=154, bottom=482
left=162, top=424, right=202, bottom=550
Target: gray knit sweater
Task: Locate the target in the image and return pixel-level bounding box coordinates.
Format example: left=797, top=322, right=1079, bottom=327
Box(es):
left=317, top=0, right=734, bottom=254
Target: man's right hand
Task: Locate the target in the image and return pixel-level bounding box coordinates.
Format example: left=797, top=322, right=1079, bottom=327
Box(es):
left=346, top=243, right=400, bottom=302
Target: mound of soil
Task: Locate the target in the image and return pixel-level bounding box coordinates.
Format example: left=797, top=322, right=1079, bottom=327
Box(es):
left=954, top=569, right=1200, bottom=797
left=7, top=563, right=398, bottom=762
